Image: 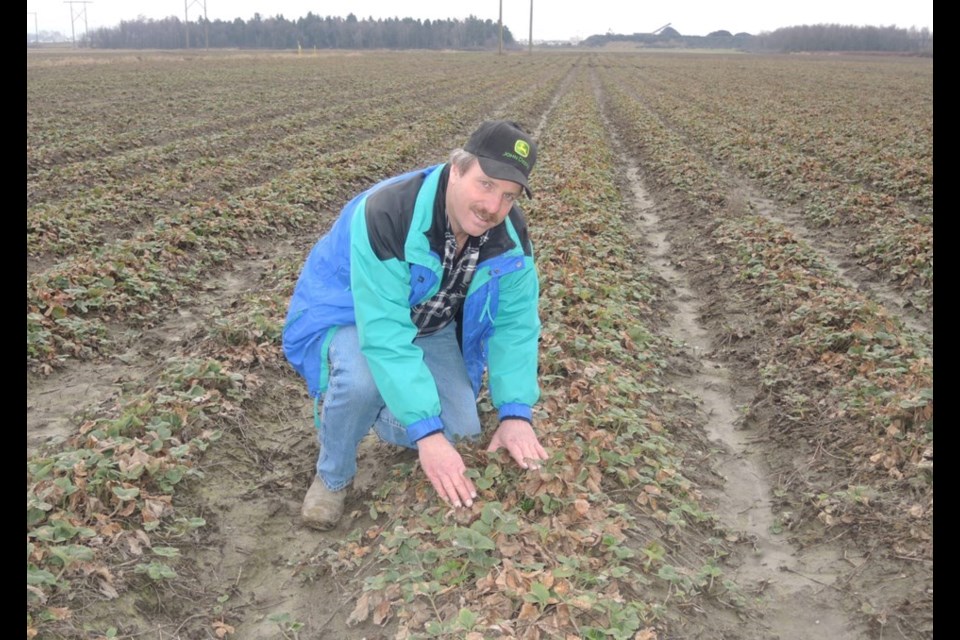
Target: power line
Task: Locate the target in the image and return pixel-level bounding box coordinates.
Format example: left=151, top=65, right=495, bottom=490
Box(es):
left=63, top=1, right=91, bottom=47
left=27, top=11, right=38, bottom=46
left=184, top=0, right=209, bottom=50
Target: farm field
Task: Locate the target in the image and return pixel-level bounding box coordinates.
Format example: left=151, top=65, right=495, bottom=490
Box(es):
left=27, top=48, right=932, bottom=640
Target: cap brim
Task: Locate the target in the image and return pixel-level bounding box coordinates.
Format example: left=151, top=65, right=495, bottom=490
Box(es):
left=476, top=157, right=533, bottom=198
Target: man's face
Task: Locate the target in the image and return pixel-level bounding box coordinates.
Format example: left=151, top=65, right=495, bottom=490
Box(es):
left=446, top=161, right=524, bottom=240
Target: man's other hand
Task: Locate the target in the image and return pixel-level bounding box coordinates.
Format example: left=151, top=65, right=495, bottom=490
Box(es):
left=487, top=419, right=548, bottom=470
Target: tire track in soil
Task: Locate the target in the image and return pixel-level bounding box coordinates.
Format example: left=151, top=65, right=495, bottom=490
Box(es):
left=598, top=96, right=872, bottom=639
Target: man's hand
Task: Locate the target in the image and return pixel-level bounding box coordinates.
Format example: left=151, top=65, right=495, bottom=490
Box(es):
left=417, top=433, right=477, bottom=508
left=487, top=419, right=548, bottom=470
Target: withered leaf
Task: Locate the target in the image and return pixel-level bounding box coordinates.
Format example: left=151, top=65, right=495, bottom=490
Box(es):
left=212, top=621, right=235, bottom=638
left=346, top=591, right=370, bottom=626
left=372, top=598, right=391, bottom=626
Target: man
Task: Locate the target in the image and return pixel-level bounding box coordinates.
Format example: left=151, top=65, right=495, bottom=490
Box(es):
left=283, top=120, right=548, bottom=530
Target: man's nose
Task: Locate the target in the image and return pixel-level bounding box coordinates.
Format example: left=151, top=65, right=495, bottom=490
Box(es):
left=485, top=191, right=505, bottom=214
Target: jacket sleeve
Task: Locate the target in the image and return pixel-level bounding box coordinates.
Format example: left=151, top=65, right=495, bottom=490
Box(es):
left=487, top=255, right=541, bottom=422
left=349, top=202, right=445, bottom=442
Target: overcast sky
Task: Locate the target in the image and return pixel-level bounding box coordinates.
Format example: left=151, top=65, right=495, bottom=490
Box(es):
left=26, top=0, right=933, bottom=42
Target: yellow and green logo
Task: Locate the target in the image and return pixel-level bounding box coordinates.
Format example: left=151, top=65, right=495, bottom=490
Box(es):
left=514, top=139, right=530, bottom=158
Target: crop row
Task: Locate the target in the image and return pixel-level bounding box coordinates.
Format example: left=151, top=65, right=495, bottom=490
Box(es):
left=28, top=54, right=735, bottom=639
left=600, top=64, right=933, bottom=566
left=27, top=53, right=501, bottom=171
left=593, top=55, right=933, bottom=310
left=606, top=54, right=932, bottom=211
left=28, top=57, right=562, bottom=258
left=27, top=238, right=301, bottom=640
left=29, top=74, right=506, bottom=257
left=26, top=52, right=565, bottom=635
left=26, top=54, right=570, bottom=372
left=346, top=62, right=732, bottom=640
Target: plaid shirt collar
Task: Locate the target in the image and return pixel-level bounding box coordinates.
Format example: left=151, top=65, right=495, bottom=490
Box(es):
left=410, top=216, right=489, bottom=336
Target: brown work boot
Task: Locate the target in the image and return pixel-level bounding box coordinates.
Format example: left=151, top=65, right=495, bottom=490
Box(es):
left=301, top=476, right=346, bottom=530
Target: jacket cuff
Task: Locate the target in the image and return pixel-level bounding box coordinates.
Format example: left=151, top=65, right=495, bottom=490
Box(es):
left=407, top=416, right=445, bottom=443
left=498, top=403, right=532, bottom=423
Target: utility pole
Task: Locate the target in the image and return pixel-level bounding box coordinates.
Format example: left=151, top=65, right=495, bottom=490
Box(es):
left=64, top=1, right=91, bottom=47
left=28, top=11, right=38, bottom=46
left=184, top=0, right=209, bottom=50
left=498, top=0, right=503, bottom=55
left=528, top=0, right=533, bottom=54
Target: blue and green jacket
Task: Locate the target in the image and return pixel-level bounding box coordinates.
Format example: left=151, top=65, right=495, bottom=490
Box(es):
left=282, top=163, right=541, bottom=442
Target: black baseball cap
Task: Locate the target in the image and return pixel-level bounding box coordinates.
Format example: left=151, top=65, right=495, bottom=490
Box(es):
left=464, top=120, right=537, bottom=197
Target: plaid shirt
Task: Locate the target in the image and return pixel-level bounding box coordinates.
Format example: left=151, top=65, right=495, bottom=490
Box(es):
left=411, top=219, right=489, bottom=336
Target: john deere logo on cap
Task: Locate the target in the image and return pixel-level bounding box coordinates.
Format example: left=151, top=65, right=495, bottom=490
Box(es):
left=514, top=140, right=530, bottom=158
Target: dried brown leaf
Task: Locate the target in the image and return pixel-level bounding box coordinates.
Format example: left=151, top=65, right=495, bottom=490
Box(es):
left=346, top=592, right=371, bottom=626
left=552, top=579, right=572, bottom=597
left=48, top=607, right=71, bottom=620
left=518, top=601, right=540, bottom=621
left=553, top=603, right=572, bottom=629
left=499, top=539, right=522, bottom=557
left=98, top=579, right=119, bottom=600
left=373, top=599, right=392, bottom=626
left=521, top=622, right=541, bottom=640
left=126, top=534, right=144, bottom=556
left=118, top=448, right=152, bottom=473
left=117, top=500, right=137, bottom=517
left=142, top=496, right=173, bottom=522
left=212, top=621, right=235, bottom=637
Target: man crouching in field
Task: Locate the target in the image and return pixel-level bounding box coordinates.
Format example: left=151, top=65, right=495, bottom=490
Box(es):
left=282, top=120, right=549, bottom=530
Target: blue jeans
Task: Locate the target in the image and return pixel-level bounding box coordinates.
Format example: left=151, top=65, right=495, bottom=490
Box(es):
left=314, top=322, right=482, bottom=491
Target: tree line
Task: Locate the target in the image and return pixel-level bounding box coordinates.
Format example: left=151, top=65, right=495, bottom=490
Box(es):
left=82, top=13, right=516, bottom=50
left=760, top=24, right=932, bottom=54
left=582, top=23, right=932, bottom=55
